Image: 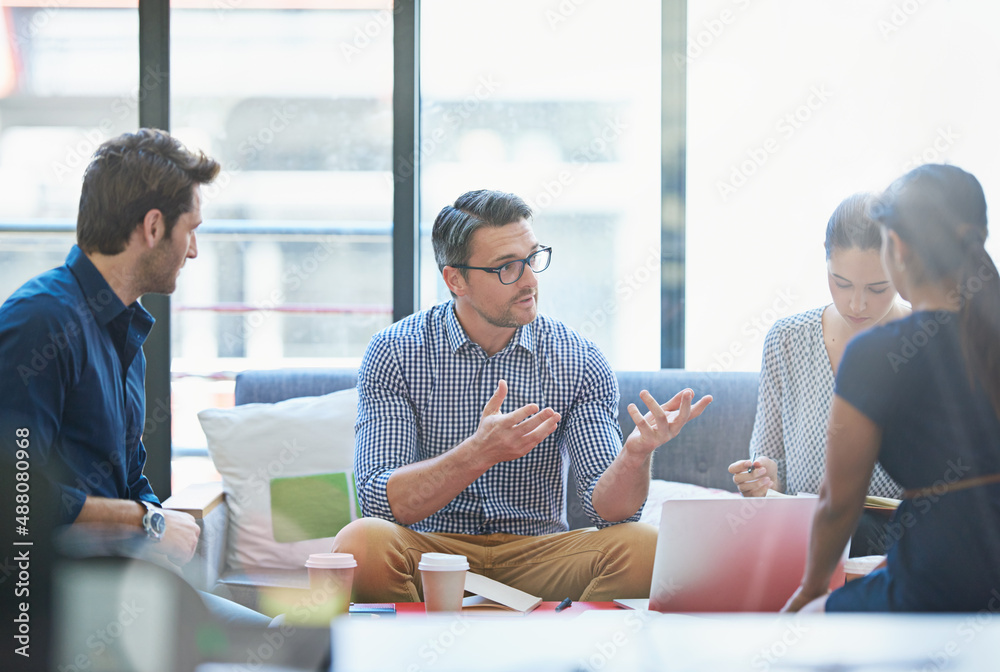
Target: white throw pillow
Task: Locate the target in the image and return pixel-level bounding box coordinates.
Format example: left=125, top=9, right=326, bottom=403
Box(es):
left=198, top=388, right=360, bottom=571
left=639, top=479, right=739, bottom=528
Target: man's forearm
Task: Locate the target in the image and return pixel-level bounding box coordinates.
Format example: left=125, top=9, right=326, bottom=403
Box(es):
left=76, top=496, right=146, bottom=529
left=385, top=439, right=491, bottom=526
left=591, top=446, right=652, bottom=523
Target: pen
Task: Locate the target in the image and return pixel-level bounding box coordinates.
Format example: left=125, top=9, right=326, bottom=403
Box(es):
left=555, top=597, right=572, bottom=612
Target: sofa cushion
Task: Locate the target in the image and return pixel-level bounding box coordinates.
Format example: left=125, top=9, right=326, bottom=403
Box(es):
left=198, top=388, right=360, bottom=572
left=638, top=479, right=740, bottom=528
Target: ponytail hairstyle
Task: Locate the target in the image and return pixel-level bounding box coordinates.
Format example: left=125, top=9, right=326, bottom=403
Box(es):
left=870, top=164, right=1000, bottom=418
left=824, top=192, right=882, bottom=260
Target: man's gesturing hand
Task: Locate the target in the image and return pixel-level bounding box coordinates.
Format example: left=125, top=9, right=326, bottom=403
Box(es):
left=471, top=379, right=561, bottom=468
left=623, top=388, right=713, bottom=459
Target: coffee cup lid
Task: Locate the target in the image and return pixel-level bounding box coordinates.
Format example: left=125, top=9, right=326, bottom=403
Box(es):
left=418, top=552, right=470, bottom=571
left=305, top=552, right=357, bottom=569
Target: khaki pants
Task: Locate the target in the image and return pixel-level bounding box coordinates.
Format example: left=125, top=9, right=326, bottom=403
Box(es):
left=330, top=517, right=657, bottom=603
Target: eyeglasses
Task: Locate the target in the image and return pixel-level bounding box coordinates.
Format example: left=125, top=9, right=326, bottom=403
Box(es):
left=451, top=246, right=552, bottom=285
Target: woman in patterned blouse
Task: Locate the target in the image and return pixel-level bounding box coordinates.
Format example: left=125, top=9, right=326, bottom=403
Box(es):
left=729, top=193, right=910, bottom=499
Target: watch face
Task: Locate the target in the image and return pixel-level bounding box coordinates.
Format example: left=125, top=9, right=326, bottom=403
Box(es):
left=150, top=512, right=166, bottom=538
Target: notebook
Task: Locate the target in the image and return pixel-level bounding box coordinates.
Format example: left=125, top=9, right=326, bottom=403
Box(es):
left=637, top=497, right=846, bottom=612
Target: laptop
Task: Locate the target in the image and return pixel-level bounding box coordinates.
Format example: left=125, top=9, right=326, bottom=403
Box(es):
left=621, top=497, right=846, bottom=613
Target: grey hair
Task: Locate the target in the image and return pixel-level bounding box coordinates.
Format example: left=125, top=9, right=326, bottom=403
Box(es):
left=432, top=189, right=533, bottom=273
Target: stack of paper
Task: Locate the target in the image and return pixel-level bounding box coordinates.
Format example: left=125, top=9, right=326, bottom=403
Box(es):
left=864, top=495, right=901, bottom=510
left=462, top=572, right=542, bottom=614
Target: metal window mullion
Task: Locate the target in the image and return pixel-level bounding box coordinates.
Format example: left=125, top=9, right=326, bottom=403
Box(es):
left=661, top=0, right=686, bottom=368
left=392, top=0, right=420, bottom=323
left=137, top=0, right=172, bottom=497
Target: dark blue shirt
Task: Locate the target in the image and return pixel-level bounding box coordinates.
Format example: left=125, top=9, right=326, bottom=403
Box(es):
left=828, top=310, right=1000, bottom=611
left=0, top=245, right=158, bottom=524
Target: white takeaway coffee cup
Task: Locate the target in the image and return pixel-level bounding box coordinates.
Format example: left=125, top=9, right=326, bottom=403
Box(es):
left=419, top=553, right=469, bottom=612
left=305, top=552, right=357, bottom=616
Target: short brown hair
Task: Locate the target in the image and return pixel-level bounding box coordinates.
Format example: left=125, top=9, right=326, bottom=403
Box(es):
left=76, top=128, right=221, bottom=255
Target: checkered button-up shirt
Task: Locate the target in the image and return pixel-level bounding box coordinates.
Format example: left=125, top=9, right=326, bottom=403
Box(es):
left=354, top=301, right=639, bottom=535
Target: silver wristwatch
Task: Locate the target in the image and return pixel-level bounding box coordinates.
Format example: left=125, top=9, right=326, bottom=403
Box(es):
left=140, top=500, right=166, bottom=542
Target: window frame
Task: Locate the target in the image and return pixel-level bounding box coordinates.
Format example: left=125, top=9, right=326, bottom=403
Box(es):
left=134, top=0, right=686, bottom=495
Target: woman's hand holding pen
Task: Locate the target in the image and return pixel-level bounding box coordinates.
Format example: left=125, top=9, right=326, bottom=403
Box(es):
left=728, top=456, right=778, bottom=497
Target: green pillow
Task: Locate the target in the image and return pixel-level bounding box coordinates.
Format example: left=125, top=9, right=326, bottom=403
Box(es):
left=269, top=472, right=362, bottom=543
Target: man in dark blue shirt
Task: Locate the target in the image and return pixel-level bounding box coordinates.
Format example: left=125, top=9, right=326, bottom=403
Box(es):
left=0, top=129, right=218, bottom=567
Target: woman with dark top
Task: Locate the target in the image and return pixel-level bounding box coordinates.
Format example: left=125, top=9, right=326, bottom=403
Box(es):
left=785, top=164, right=1000, bottom=612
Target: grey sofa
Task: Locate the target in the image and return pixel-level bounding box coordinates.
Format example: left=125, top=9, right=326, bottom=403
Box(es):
left=167, top=368, right=759, bottom=611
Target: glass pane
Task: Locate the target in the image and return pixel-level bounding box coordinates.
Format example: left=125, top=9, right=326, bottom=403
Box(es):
left=686, top=1, right=1000, bottom=372
left=169, top=3, right=393, bottom=464
left=0, top=4, right=139, bottom=298
left=419, top=0, right=662, bottom=370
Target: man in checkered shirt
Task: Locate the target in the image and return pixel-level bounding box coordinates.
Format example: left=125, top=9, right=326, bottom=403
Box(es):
left=332, top=189, right=711, bottom=602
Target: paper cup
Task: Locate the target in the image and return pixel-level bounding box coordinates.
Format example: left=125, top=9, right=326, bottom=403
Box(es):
left=304, top=553, right=357, bottom=617
left=419, top=553, right=469, bottom=612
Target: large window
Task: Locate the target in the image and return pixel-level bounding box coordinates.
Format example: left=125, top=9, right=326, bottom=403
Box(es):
left=168, top=3, right=394, bottom=468
left=0, top=3, right=139, bottom=297
left=4, top=1, right=1000, bottom=487
left=420, top=0, right=663, bottom=369
left=685, top=0, right=1000, bottom=372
